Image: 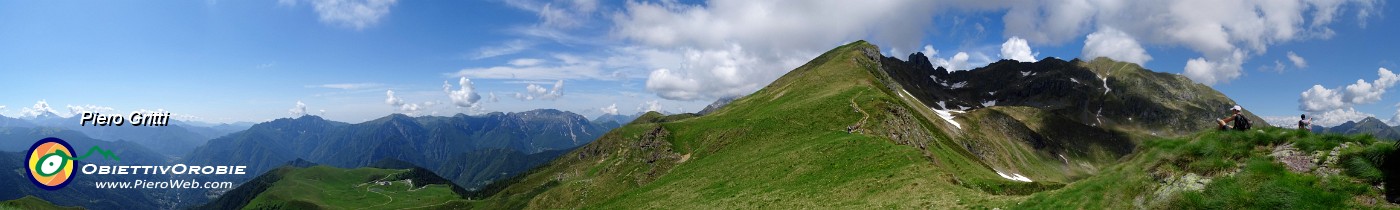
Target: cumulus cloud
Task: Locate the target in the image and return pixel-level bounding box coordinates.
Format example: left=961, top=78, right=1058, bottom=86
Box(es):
left=399, top=103, right=420, bottom=113
left=999, top=37, right=1038, bottom=62
left=1390, top=103, right=1400, bottom=126
left=1299, top=68, right=1398, bottom=126
left=1311, top=108, right=1373, bottom=127
left=488, top=92, right=500, bottom=103
left=1300, top=85, right=1346, bottom=112
left=474, top=0, right=1377, bottom=101
left=1182, top=50, right=1245, bottom=85
left=1082, top=27, right=1152, bottom=65
left=444, top=77, right=483, bottom=108
left=290, top=101, right=307, bottom=116
left=637, top=100, right=662, bottom=113
left=1342, top=68, right=1399, bottom=104
left=614, top=0, right=945, bottom=100
left=20, top=100, right=59, bottom=118
left=282, top=0, right=399, bottom=30
left=385, top=90, right=404, bottom=106
left=948, top=0, right=1374, bottom=85
left=921, top=45, right=972, bottom=71
left=1286, top=51, right=1308, bottom=68
left=600, top=103, right=619, bottom=115
left=514, top=80, right=565, bottom=100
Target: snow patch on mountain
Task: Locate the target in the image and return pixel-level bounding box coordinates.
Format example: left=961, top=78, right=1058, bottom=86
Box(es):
left=995, top=169, right=1033, bottom=182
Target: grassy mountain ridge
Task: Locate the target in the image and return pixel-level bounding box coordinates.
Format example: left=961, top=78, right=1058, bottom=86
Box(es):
left=0, top=196, right=83, bottom=210
left=200, top=164, right=472, bottom=210
left=471, top=41, right=1399, bottom=209
left=476, top=41, right=1049, bottom=208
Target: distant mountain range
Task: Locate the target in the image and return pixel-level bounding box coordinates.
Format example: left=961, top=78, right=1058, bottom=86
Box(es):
left=1305, top=117, right=1400, bottom=140
left=593, top=112, right=643, bottom=125
left=0, top=128, right=174, bottom=209
left=0, top=109, right=617, bottom=209
left=182, top=109, right=617, bottom=191
left=5, top=112, right=248, bottom=157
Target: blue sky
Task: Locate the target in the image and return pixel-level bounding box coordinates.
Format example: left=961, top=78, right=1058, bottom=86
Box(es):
left=0, top=0, right=1395, bottom=127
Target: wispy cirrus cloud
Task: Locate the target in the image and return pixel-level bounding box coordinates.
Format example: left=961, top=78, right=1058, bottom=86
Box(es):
left=305, top=83, right=383, bottom=90
left=470, top=40, right=535, bottom=60
left=280, top=0, right=400, bottom=30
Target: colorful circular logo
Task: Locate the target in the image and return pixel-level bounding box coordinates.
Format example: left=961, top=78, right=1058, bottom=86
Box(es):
left=26, top=137, right=75, bottom=190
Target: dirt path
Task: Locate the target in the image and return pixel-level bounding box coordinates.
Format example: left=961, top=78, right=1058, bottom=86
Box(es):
left=847, top=90, right=870, bottom=133
left=356, top=185, right=394, bottom=210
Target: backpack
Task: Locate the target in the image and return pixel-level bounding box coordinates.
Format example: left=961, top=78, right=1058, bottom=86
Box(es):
left=1233, top=114, right=1251, bottom=131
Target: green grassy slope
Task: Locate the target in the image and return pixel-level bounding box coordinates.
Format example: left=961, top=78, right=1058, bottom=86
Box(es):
left=476, top=41, right=1068, bottom=209
left=238, top=166, right=471, bottom=210
left=1019, top=127, right=1399, bottom=209
left=473, top=41, right=1400, bottom=209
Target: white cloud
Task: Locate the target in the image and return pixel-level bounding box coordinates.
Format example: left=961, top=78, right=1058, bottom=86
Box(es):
left=1342, top=68, right=1398, bottom=104
left=444, top=77, right=483, bottom=108
left=309, top=83, right=381, bottom=90
left=1390, top=103, right=1400, bottom=126
left=471, top=40, right=535, bottom=60
left=515, top=80, right=565, bottom=101
left=600, top=103, right=619, bottom=115
left=65, top=105, right=115, bottom=116
left=508, top=58, right=545, bottom=66
left=20, top=100, right=58, bottom=118
left=290, top=101, right=307, bottom=116
left=1082, top=27, right=1152, bottom=65
left=451, top=52, right=632, bottom=80
left=1300, top=84, right=1345, bottom=112
left=488, top=92, right=500, bottom=103
left=1299, top=68, right=1398, bottom=126
left=637, top=100, right=662, bottom=113
left=504, top=0, right=599, bottom=29
left=1286, top=51, right=1308, bottom=68
left=284, top=0, right=399, bottom=30
left=399, top=103, right=420, bottom=113
left=999, top=36, right=1037, bottom=62
left=989, top=0, right=1377, bottom=85
left=1311, top=108, right=1373, bottom=127
left=1182, top=50, right=1245, bottom=85
left=385, top=90, right=404, bottom=106
left=486, top=0, right=1377, bottom=101
left=614, top=0, right=944, bottom=100
left=921, top=45, right=972, bottom=71
left=1261, top=115, right=1304, bottom=128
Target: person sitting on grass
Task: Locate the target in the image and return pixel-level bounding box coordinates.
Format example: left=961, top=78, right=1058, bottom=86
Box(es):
left=1298, top=114, right=1312, bottom=132
left=1216, top=105, right=1252, bottom=131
